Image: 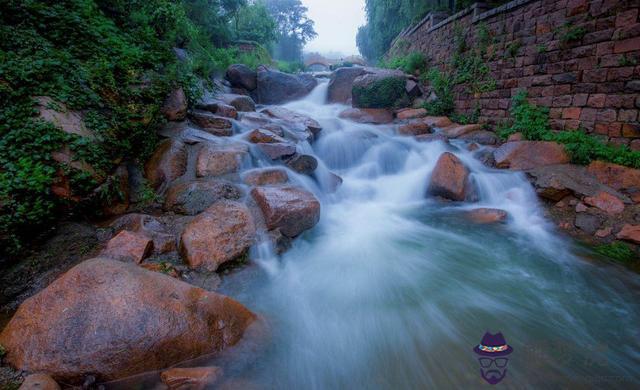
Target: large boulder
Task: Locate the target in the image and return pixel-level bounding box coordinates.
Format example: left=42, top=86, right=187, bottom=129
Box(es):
left=180, top=201, right=256, bottom=271
left=196, top=144, right=248, bottom=177
left=162, top=88, right=188, bottom=121
left=396, top=108, right=427, bottom=120
left=218, top=93, right=256, bottom=112
left=617, top=224, right=640, bottom=244
left=247, top=129, right=287, bottom=144
left=458, top=130, right=499, bottom=145
left=261, top=107, right=322, bottom=138
left=19, top=374, right=61, bottom=390
left=440, top=124, right=482, bottom=138
left=427, top=152, right=473, bottom=201
left=243, top=168, right=289, bottom=186
left=587, top=161, right=640, bottom=198
left=352, top=70, right=408, bottom=109
left=100, top=230, right=153, bottom=263
left=398, top=121, right=432, bottom=136
left=164, top=180, right=242, bottom=215
left=256, top=143, right=297, bottom=160
left=251, top=186, right=321, bottom=238
left=338, top=108, right=393, bottom=124
left=284, top=154, right=318, bottom=175
left=255, top=68, right=315, bottom=104
left=194, top=100, right=238, bottom=119
left=494, top=141, right=570, bottom=170
left=422, top=116, right=453, bottom=128
left=189, top=111, right=234, bottom=136
left=0, top=258, right=256, bottom=383
left=144, top=139, right=187, bottom=189
left=327, top=67, right=366, bottom=104
left=226, top=64, right=257, bottom=91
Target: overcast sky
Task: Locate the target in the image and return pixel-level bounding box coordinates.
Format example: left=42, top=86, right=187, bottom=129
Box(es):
left=302, top=0, right=366, bottom=57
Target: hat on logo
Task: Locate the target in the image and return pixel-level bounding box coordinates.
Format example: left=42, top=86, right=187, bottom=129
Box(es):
left=473, top=332, right=513, bottom=357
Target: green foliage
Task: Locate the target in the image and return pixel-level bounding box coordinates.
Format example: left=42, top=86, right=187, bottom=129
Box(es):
left=506, top=40, right=522, bottom=58
left=267, top=0, right=317, bottom=62
left=276, top=60, right=304, bottom=73
left=619, top=54, right=638, bottom=66
left=353, top=76, right=408, bottom=109
left=234, top=2, right=278, bottom=46
left=595, top=242, right=636, bottom=263
left=380, top=52, right=428, bottom=75
left=499, top=92, right=640, bottom=168
left=422, top=69, right=455, bottom=116
left=537, top=44, right=547, bottom=54
left=0, top=342, right=6, bottom=357
left=558, top=23, right=587, bottom=43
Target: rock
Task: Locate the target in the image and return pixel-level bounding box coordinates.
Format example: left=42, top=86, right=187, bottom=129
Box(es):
left=494, top=141, right=570, bottom=170
left=396, top=108, right=427, bottom=120
left=576, top=202, right=588, bottom=212
left=0, top=258, right=255, bottom=383
left=162, top=88, right=188, bottom=121
left=239, top=112, right=274, bottom=128
left=226, top=64, right=257, bottom=91
left=189, top=111, right=233, bottom=136
left=256, top=143, right=297, bottom=160
left=475, top=148, right=496, bottom=167
left=584, top=192, right=625, bottom=214
left=398, top=121, right=432, bottom=136
left=507, top=132, right=524, bottom=141
left=35, top=96, right=93, bottom=138
left=352, top=71, right=408, bottom=109
left=595, top=227, right=613, bottom=238
left=405, top=79, right=422, bottom=98
left=218, top=93, right=256, bottom=112
left=164, top=180, right=242, bottom=215
left=467, top=143, right=479, bottom=151
left=100, top=230, right=153, bottom=263
left=100, top=164, right=130, bottom=216
left=298, top=73, right=319, bottom=93
left=284, top=154, right=318, bottom=175
left=180, top=201, right=256, bottom=271
left=427, top=152, right=472, bottom=201
left=458, top=130, right=499, bottom=145
left=195, top=100, right=238, bottom=119
left=617, top=224, right=640, bottom=244
left=19, top=373, right=61, bottom=390
left=247, top=129, right=286, bottom=144
left=327, top=67, right=366, bottom=103
left=466, top=208, right=508, bottom=224
left=109, top=214, right=175, bottom=255
left=251, top=186, right=321, bottom=238
left=161, top=367, right=222, bottom=390
left=255, top=68, right=314, bottom=104
left=422, top=116, right=453, bottom=128
left=196, top=144, right=248, bottom=177
left=441, top=124, right=482, bottom=138
left=587, top=161, right=640, bottom=195
left=338, top=108, right=393, bottom=124
left=574, top=213, right=603, bottom=234
left=415, top=133, right=449, bottom=144
left=261, top=107, right=322, bottom=137
left=243, top=168, right=289, bottom=186
left=144, top=139, right=187, bottom=189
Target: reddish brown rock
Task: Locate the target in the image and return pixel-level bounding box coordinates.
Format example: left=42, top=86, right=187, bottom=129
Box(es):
left=0, top=258, right=255, bottom=383
left=398, top=121, right=432, bottom=136
left=261, top=107, right=322, bottom=136
left=396, top=108, right=427, bottom=120
left=247, top=129, right=286, bottom=144
left=427, top=152, right=472, bottom=201
left=243, top=168, right=289, bottom=186
left=109, top=214, right=175, bottom=255
left=338, top=108, right=393, bottom=124
left=164, top=180, right=242, bottom=215
left=161, top=367, right=222, bottom=390
left=256, top=143, right=297, bottom=160
left=218, top=94, right=256, bottom=112
left=226, top=64, right=257, bottom=91
left=251, top=186, right=321, bottom=238
left=101, top=230, right=153, bottom=263
left=422, top=116, right=453, bottom=128
left=466, top=208, right=508, bottom=224
left=35, top=96, right=93, bottom=138
left=162, top=88, right=188, bottom=121
left=583, top=192, right=625, bottom=214
left=507, top=132, right=524, bottom=142
left=494, top=141, right=570, bottom=170
left=180, top=201, right=256, bottom=271
left=415, top=133, right=449, bottom=144
left=19, top=373, right=61, bottom=390
left=144, top=139, right=187, bottom=189
left=327, top=67, right=366, bottom=104
left=189, top=111, right=233, bottom=136
left=196, top=144, right=248, bottom=177
left=595, top=227, right=613, bottom=238
left=284, top=154, right=318, bottom=175
left=587, top=161, right=640, bottom=195
left=617, top=224, right=640, bottom=244
left=441, top=124, right=482, bottom=138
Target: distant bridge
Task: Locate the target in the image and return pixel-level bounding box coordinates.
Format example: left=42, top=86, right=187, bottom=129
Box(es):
left=303, top=55, right=366, bottom=71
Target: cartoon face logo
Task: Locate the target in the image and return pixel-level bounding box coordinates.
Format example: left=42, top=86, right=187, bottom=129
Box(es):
left=473, top=332, right=513, bottom=385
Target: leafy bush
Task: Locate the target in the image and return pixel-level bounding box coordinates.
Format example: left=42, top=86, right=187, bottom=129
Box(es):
left=380, top=52, right=427, bottom=75
left=595, top=242, right=636, bottom=263
left=353, top=76, right=408, bottom=109
left=276, top=60, right=305, bottom=74
left=422, top=69, right=455, bottom=116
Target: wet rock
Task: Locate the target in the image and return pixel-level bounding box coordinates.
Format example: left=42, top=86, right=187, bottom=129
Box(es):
left=218, top=93, right=256, bottom=112
left=398, top=121, right=431, bottom=136
left=160, top=367, right=222, bottom=390
left=144, top=139, right=187, bottom=189
left=595, top=227, right=613, bottom=238
left=35, top=96, right=93, bottom=138
left=196, top=144, right=248, bottom=177
left=405, top=79, right=422, bottom=98
left=299, top=73, right=319, bottom=93
left=467, top=143, right=479, bottom=151
left=239, top=112, right=273, bottom=128
left=415, top=133, right=449, bottom=144
left=100, top=230, right=153, bottom=264
left=427, top=152, right=472, bottom=201
left=247, top=129, right=287, bottom=144
left=584, top=192, right=625, bottom=214
left=180, top=201, right=256, bottom=271
left=441, top=124, right=482, bottom=138
left=0, top=258, right=256, bottom=383
left=19, top=373, right=61, bottom=390
left=396, top=108, right=427, bottom=120
left=268, top=228, right=292, bottom=254
left=466, top=208, right=508, bottom=224
left=243, top=168, right=289, bottom=186
left=338, top=108, right=393, bottom=124
left=162, top=88, right=188, bottom=121
left=284, top=154, right=318, bottom=175
left=261, top=107, right=322, bottom=137
left=256, top=143, right=297, bottom=160
left=188, top=111, right=233, bottom=136
left=617, top=224, right=640, bottom=244
left=494, top=141, right=570, bottom=170
left=195, top=100, right=238, bottom=119
left=164, top=180, right=242, bottom=215
left=587, top=161, right=640, bottom=196
left=459, top=130, right=499, bottom=145
left=251, top=186, right=321, bottom=238
left=226, top=64, right=257, bottom=91
left=255, top=68, right=314, bottom=104
left=422, top=116, right=453, bottom=128
left=352, top=71, right=408, bottom=109
left=327, top=67, right=366, bottom=103
left=475, top=148, right=496, bottom=167
left=574, top=213, right=603, bottom=234
left=576, top=202, right=588, bottom=212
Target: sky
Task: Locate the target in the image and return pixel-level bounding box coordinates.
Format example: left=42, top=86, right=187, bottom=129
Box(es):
left=302, top=0, right=366, bottom=57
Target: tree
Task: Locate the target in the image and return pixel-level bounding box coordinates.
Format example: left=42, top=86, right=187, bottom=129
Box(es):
left=266, top=0, right=317, bottom=62
left=234, top=1, right=277, bottom=46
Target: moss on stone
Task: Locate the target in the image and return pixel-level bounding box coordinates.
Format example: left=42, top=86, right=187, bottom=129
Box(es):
left=352, top=76, right=408, bottom=109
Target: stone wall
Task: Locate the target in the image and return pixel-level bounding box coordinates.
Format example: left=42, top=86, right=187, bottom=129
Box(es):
left=389, top=0, right=640, bottom=149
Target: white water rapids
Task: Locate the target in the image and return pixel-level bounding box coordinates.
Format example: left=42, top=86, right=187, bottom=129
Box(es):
left=212, top=81, right=640, bottom=388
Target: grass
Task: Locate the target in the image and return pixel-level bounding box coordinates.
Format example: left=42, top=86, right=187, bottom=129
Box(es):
left=380, top=52, right=428, bottom=75
left=595, top=242, right=636, bottom=263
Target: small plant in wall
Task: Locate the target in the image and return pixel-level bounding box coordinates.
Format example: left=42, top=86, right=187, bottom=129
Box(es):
left=505, top=40, right=522, bottom=58
left=557, top=23, right=587, bottom=44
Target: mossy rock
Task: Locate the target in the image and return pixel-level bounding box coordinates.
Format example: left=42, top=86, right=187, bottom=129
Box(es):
left=352, top=73, right=409, bottom=109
